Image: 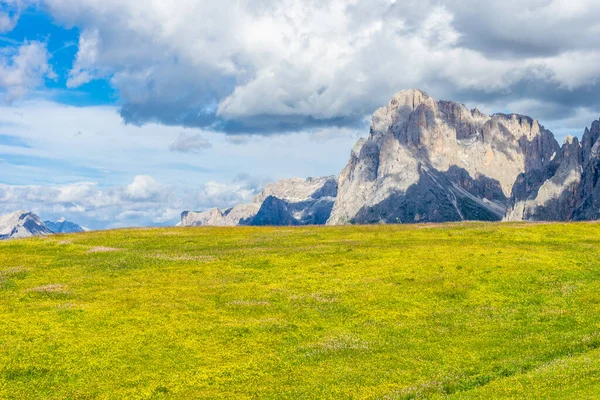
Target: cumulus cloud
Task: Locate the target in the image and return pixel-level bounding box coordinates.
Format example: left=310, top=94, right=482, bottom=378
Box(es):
left=169, top=133, right=212, bottom=154
left=450, top=0, right=600, bottom=57
left=0, top=174, right=263, bottom=229
left=67, top=29, right=104, bottom=88
left=124, top=175, right=164, bottom=201
left=28, top=0, right=600, bottom=134
left=0, top=0, right=23, bottom=33
left=0, top=41, right=54, bottom=101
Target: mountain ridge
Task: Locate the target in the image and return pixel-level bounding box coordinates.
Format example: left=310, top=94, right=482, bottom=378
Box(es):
left=0, top=211, right=53, bottom=240
left=180, top=176, right=338, bottom=227
left=0, top=212, right=88, bottom=240
left=176, top=88, right=598, bottom=226
left=44, top=219, right=88, bottom=234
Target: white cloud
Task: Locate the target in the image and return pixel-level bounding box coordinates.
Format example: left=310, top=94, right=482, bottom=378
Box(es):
left=27, top=0, right=600, bottom=132
left=0, top=100, right=359, bottom=185
left=0, top=41, right=54, bottom=101
left=0, top=174, right=262, bottom=229
left=125, top=175, right=164, bottom=201
left=0, top=0, right=23, bottom=33
left=202, top=180, right=255, bottom=205
left=67, top=29, right=103, bottom=88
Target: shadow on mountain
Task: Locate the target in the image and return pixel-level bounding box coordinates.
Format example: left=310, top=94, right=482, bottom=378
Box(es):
left=352, top=164, right=507, bottom=224
left=527, top=184, right=579, bottom=221
left=250, top=196, right=335, bottom=226
left=572, top=156, right=600, bottom=220
left=510, top=163, right=561, bottom=203
left=309, top=178, right=338, bottom=199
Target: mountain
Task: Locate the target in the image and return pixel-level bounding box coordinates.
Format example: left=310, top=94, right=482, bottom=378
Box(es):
left=505, top=135, right=582, bottom=221
left=572, top=120, right=600, bottom=220
left=180, top=176, right=338, bottom=227
left=179, top=89, right=600, bottom=226
left=505, top=118, right=600, bottom=221
left=44, top=218, right=88, bottom=233
left=0, top=211, right=53, bottom=240
left=328, top=89, right=559, bottom=224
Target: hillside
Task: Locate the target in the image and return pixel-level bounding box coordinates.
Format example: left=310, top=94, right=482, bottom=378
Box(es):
left=2, top=224, right=600, bottom=398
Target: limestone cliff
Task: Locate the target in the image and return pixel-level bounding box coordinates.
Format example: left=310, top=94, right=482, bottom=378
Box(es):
left=180, top=176, right=337, bottom=226
left=328, top=89, right=559, bottom=224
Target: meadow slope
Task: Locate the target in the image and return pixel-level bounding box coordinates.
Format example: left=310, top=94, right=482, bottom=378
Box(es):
left=2, top=223, right=600, bottom=398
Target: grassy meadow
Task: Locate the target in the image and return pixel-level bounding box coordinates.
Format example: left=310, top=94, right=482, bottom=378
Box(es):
left=2, top=222, right=600, bottom=398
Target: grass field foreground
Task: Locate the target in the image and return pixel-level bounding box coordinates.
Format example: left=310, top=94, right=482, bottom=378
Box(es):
left=2, top=223, right=600, bottom=398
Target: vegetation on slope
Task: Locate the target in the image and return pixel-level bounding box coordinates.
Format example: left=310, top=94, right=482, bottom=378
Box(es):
left=2, top=223, right=600, bottom=398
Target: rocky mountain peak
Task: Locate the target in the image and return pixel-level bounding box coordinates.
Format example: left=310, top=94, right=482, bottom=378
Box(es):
left=370, top=89, right=436, bottom=137
left=582, top=119, right=600, bottom=160
left=562, top=135, right=581, bottom=159
left=253, top=176, right=337, bottom=204
left=44, top=218, right=87, bottom=233
left=387, top=89, right=433, bottom=115
left=329, top=89, right=561, bottom=225
left=564, top=135, right=576, bottom=145
left=0, top=210, right=52, bottom=240
left=471, top=107, right=487, bottom=120
left=179, top=176, right=338, bottom=227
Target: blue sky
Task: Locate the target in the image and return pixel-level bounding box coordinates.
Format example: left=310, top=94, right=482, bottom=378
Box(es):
left=2, top=8, right=114, bottom=105
left=0, top=0, right=599, bottom=228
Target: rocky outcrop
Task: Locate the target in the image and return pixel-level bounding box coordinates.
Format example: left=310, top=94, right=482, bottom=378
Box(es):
left=328, top=89, right=559, bottom=224
left=44, top=218, right=88, bottom=233
left=572, top=120, right=600, bottom=220
left=0, top=211, right=52, bottom=240
left=179, top=176, right=338, bottom=226
left=180, top=203, right=260, bottom=227
left=252, top=196, right=298, bottom=226
left=254, top=177, right=338, bottom=204
left=504, top=118, right=600, bottom=222
left=506, top=136, right=582, bottom=221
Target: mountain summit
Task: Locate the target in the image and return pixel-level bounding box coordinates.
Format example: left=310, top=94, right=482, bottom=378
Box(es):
left=506, top=119, right=600, bottom=221
left=328, top=89, right=560, bottom=224
left=180, top=176, right=337, bottom=227
left=0, top=211, right=52, bottom=240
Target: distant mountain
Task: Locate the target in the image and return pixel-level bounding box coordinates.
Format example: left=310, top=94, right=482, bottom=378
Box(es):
left=44, top=218, right=88, bottom=233
left=0, top=211, right=52, bottom=240
left=180, top=176, right=338, bottom=227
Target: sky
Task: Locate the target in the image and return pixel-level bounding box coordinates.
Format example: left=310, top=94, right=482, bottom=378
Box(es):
left=0, top=0, right=599, bottom=229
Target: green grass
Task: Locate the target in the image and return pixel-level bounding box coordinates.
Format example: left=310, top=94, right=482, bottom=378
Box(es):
left=2, top=222, right=600, bottom=399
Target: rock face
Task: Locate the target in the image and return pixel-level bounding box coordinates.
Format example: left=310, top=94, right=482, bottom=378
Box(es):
left=44, top=218, right=88, bottom=233
left=179, top=176, right=338, bottom=226
left=571, top=120, right=600, bottom=220
left=328, top=89, right=560, bottom=224
left=180, top=204, right=261, bottom=227
left=505, top=119, right=600, bottom=222
left=0, top=211, right=52, bottom=240
left=506, top=136, right=582, bottom=221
